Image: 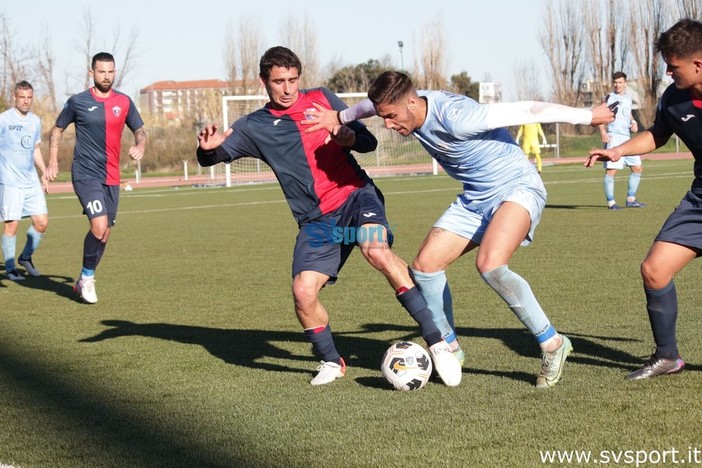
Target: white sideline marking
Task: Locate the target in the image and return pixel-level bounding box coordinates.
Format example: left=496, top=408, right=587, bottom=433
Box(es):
left=46, top=172, right=691, bottom=221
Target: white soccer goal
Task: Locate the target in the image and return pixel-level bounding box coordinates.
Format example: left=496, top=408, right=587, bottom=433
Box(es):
left=218, top=92, right=435, bottom=186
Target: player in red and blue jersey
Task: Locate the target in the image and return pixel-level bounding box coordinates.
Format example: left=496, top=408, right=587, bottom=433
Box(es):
left=47, top=52, right=147, bottom=304
left=197, top=46, right=461, bottom=386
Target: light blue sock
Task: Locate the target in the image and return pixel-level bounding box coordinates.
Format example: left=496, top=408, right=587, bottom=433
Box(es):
left=81, top=267, right=95, bottom=277
left=2, top=234, right=17, bottom=271
left=627, top=173, right=641, bottom=199
left=604, top=174, right=615, bottom=203
left=411, top=269, right=456, bottom=344
left=481, top=265, right=556, bottom=344
left=20, top=225, right=43, bottom=259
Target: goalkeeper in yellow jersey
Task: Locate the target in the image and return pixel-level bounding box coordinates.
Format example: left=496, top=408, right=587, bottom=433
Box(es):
left=516, top=123, right=547, bottom=173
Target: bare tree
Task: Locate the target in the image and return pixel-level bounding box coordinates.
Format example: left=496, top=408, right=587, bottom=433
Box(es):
left=629, top=0, right=673, bottom=127
left=223, top=21, right=238, bottom=95
left=278, top=13, right=321, bottom=87
left=110, top=25, right=140, bottom=91
left=74, top=7, right=140, bottom=93
left=76, top=8, right=95, bottom=90
left=418, top=14, right=447, bottom=90
left=583, top=0, right=631, bottom=103
left=238, top=17, right=262, bottom=95
left=223, top=15, right=263, bottom=96
left=0, top=13, right=31, bottom=107
left=35, top=25, right=58, bottom=113
left=512, top=59, right=545, bottom=101
left=539, top=0, right=586, bottom=107
left=677, top=0, right=702, bottom=18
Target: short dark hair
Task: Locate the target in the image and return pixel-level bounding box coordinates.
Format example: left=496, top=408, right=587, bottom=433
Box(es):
left=91, top=52, right=115, bottom=69
left=656, top=19, right=702, bottom=60
left=14, top=80, right=33, bottom=92
left=259, top=46, right=302, bottom=80
left=368, top=71, right=415, bottom=107
left=612, top=71, right=627, bottom=81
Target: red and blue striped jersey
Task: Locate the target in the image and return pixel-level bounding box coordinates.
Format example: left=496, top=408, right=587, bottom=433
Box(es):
left=55, top=88, right=144, bottom=185
left=197, top=88, right=377, bottom=225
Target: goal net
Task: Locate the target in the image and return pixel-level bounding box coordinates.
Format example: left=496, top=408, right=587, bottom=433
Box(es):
left=219, top=92, right=435, bottom=186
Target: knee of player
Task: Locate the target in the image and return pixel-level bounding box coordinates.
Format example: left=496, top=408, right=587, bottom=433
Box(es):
left=360, top=241, right=394, bottom=268
left=291, top=277, right=320, bottom=306
left=90, top=226, right=109, bottom=241
left=34, top=219, right=49, bottom=233
left=411, top=255, right=445, bottom=274
left=640, top=258, right=668, bottom=288
left=475, top=255, right=505, bottom=275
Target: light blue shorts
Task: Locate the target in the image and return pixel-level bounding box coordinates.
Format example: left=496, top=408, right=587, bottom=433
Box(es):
left=0, top=184, right=48, bottom=221
left=434, top=172, right=546, bottom=247
left=604, top=133, right=641, bottom=170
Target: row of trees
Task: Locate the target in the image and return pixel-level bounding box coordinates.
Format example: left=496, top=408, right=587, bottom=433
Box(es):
left=0, top=8, right=139, bottom=121
left=538, top=0, right=700, bottom=127
left=1, top=2, right=700, bottom=138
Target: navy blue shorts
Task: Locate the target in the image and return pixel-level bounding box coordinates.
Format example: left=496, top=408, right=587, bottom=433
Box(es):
left=292, top=184, right=394, bottom=282
left=73, top=179, right=120, bottom=227
left=655, top=191, right=702, bottom=255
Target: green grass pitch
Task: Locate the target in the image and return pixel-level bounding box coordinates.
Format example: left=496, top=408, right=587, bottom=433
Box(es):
left=0, top=159, right=700, bottom=467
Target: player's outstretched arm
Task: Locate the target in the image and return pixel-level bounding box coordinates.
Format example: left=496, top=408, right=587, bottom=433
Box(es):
left=584, top=130, right=658, bottom=168
left=302, top=100, right=378, bottom=133
left=590, top=102, right=616, bottom=126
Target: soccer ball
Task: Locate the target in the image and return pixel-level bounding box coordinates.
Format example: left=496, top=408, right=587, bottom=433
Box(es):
left=381, top=341, right=433, bottom=391
left=124, top=184, right=133, bottom=192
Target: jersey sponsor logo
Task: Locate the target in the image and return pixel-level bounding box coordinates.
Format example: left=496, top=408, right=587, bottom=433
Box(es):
left=681, top=114, right=696, bottom=122
left=88, top=106, right=98, bottom=112
left=21, top=135, right=32, bottom=149
left=273, top=119, right=282, bottom=126
left=112, top=106, right=122, bottom=117
left=8, top=125, right=24, bottom=131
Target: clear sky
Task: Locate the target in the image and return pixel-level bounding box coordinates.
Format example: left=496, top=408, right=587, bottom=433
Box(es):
left=3, top=0, right=546, bottom=101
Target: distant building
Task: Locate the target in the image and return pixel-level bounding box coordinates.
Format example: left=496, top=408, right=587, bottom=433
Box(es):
left=139, top=79, right=258, bottom=123
left=479, top=82, right=502, bottom=104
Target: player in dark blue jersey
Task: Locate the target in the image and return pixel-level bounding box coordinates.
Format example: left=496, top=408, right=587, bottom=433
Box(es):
left=586, top=19, right=702, bottom=380
left=46, top=52, right=147, bottom=304
left=197, top=46, right=461, bottom=386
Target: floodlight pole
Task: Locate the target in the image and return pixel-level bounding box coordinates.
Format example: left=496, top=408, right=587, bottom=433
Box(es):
left=398, top=40, right=404, bottom=70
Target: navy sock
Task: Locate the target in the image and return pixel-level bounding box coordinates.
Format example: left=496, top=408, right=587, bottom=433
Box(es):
left=304, top=325, right=341, bottom=364
left=396, top=287, right=442, bottom=346
left=645, top=281, right=679, bottom=359
left=83, top=232, right=103, bottom=271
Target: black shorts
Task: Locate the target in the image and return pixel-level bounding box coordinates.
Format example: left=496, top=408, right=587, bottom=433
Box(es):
left=292, top=184, right=394, bottom=282
left=655, top=191, right=702, bottom=255
left=73, top=179, right=120, bottom=227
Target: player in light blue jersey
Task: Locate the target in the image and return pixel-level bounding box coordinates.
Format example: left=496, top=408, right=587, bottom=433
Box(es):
left=302, top=71, right=614, bottom=388
left=0, top=81, right=49, bottom=281
left=598, top=72, right=645, bottom=210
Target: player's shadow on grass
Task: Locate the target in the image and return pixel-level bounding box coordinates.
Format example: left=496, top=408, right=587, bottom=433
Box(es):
left=80, top=320, right=700, bottom=386
left=79, top=320, right=394, bottom=378
left=0, top=261, right=78, bottom=300
left=351, top=323, right=698, bottom=383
